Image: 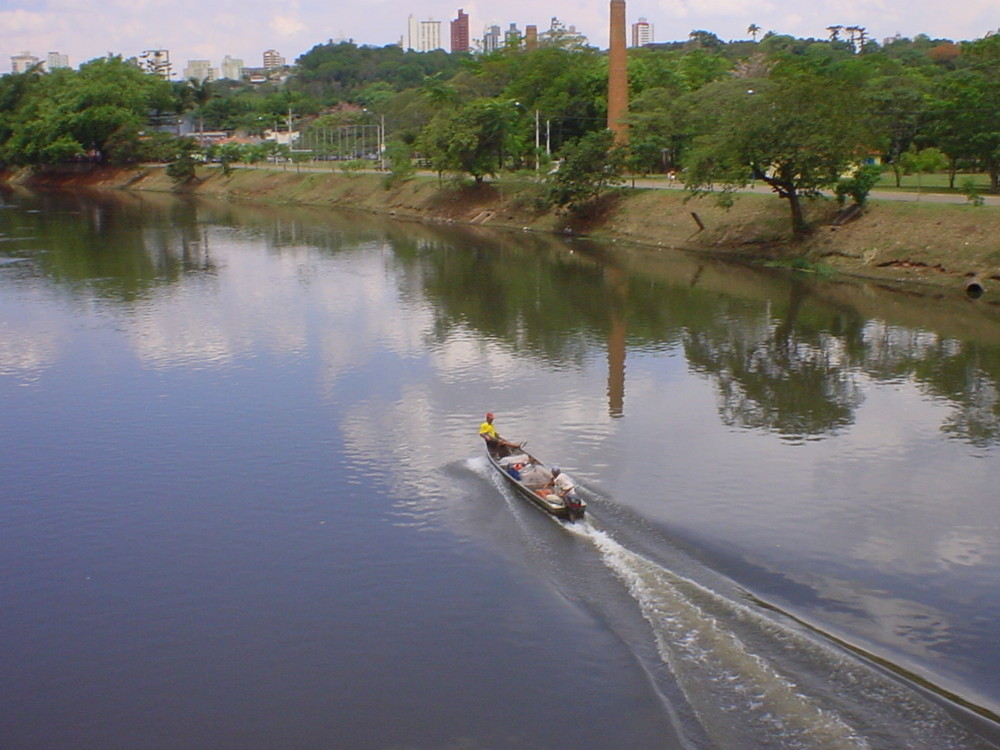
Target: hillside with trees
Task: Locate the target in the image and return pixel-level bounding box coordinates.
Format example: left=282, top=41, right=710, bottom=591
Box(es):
left=3, top=29, right=1000, bottom=236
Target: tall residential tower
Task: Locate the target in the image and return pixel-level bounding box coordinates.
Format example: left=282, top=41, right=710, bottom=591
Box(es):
left=450, top=9, right=470, bottom=52
left=631, top=17, right=654, bottom=47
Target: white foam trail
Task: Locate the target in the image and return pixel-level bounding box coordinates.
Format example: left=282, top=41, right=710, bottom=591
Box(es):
left=572, top=520, right=992, bottom=749
left=476, top=464, right=987, bottom=749
left=564, top=522, right=870, bottom=749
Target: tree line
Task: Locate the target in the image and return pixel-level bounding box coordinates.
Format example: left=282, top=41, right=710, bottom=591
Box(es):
left=3, top=30, right=1000, bottom=236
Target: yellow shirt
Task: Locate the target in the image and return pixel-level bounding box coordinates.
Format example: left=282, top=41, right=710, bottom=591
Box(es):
left=479, top=421, right=497, bottom=439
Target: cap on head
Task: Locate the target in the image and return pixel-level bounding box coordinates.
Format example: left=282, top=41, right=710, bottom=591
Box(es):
left=486, top=412, right=494, bottom=420
left=551, top=466, right=561, bottom=475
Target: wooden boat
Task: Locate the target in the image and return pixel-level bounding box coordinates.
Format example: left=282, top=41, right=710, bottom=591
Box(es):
left=485, top=443, right=586, bottom=521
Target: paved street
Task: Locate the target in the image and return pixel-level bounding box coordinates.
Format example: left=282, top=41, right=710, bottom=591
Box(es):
left=627, top=177, right=1000, bottom=206
left=231, top=163, right=1000, bottom=206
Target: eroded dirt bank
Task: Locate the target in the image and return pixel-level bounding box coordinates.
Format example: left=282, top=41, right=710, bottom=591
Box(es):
left=5, top=164, right=1000, bottom=296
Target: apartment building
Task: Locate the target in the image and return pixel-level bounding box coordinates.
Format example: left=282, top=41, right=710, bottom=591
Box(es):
left=631, top=18, right=654, bottom=47
left=451, top=9, right=470, bottom=53
left=139, top=49, right=172, bottom=79
left=11, top=51, right=40, bottom=74
left=183, top=60, right=216, bottom=82
left=407, top=15, right=443, bottom=51
left=220, top=55, right=244, bottom=80
left=263, top=49, right=285, bottom=70
left=46, top=52, right=70, bottom=70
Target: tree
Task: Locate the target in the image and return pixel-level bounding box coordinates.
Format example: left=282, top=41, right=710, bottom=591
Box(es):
left=382, top=139, right=415, bottom=186
left=418, top=98, right=520, bottom=183
left=748, top=24, right=762, bottom=42
left=687, top=30, right=724, bottom=50
left=0, top=70, right=42, bottom=151
left=623, top=87, right=694, bottom=173
left=1, top=56, right=173, bottom=165
left=545, top=129, right=626, bottom=210
left=215, top=142, right=244, bottom=176
left=897, top=146, right=949, bottom=192
left=165, top=138, right=200, bottom=183
left=863, top=68, right=934, bottom=186
left=683, top=68, right=879, bottom=237
left=479, top=44, right=607, bottom=155
left=186, top=77, right=213, bottom=134
left=926, top=35, right=1000, bottom=191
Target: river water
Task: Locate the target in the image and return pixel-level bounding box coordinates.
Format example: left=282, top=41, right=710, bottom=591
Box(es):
left=1, top=186, right=999, bottom=750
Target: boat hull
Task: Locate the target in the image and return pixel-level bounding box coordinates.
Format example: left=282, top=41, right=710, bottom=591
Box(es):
left=485, top=447, right=586, bottom=521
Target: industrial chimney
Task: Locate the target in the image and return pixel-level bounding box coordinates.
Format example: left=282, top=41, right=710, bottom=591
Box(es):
left=607, top=0, right=628, bottom=143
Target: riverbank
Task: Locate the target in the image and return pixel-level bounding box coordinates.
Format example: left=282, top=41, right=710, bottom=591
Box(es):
left=5, top=164, right=1000, bottom=296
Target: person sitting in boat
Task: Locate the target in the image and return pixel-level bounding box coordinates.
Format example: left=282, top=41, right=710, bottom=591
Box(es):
left=479, top=412, right=521, bottom=455
left=542, top=466, right=576, bottom=501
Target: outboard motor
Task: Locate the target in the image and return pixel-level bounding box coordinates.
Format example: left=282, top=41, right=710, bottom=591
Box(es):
left=563, top=492, right=586, bottom=519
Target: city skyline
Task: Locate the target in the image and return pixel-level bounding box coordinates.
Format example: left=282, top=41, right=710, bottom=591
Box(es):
left=3, top=0, right=998, bottom=76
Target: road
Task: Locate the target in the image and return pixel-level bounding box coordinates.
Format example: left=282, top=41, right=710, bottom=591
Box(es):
left=227, top=162, right=1000, bottom=206
left=626, top=177, right=1000, bottom=206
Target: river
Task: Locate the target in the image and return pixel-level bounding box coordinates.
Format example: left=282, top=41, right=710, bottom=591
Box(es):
left=1, top=186, right=999, bottom=750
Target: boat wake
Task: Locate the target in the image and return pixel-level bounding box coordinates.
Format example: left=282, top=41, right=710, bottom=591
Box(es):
left=566, top=518, right=997, bottom=750
left=469, top=457, right=997, bottom=749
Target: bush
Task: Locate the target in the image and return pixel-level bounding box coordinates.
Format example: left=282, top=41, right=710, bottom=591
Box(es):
left=834, top=163, right=883, bottom=207
left=381, top=140, right=415, bottom=188
left=961, top=177, right=985, bottom=206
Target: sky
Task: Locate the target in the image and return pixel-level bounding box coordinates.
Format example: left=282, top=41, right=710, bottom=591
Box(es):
left=2, top=0, right=998, bottom=76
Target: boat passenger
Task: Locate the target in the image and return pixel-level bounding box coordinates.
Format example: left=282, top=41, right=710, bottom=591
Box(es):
left=543, top=466, right=576, bottom=499
left=479, top=412, right=521, bottom=455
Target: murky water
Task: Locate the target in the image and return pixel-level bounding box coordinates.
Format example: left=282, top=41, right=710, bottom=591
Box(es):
left=2, top=187, right=999, bottom=749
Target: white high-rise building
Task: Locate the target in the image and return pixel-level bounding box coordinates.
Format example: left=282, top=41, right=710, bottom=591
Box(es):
left=183, top=60, right=215, bottom=82
left=482, top=24, right=502, bottom=53
left=504, top=23, right=522, bottom=46
left=46, top=52, right=69, bottom=71
left=631, top=17, right=654, bottom=47
left=406, top=15, right=443, bottom=51
left=11, top=51, right=40, bottom=74
left=263, top=49, right=285, bottom=69
left=220, top=55, right=244, bottom=80
left=139, top=49, right=172, bottom=79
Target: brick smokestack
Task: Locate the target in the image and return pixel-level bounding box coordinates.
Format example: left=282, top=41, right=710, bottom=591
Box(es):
left=607, top=0, right=628, bottom=143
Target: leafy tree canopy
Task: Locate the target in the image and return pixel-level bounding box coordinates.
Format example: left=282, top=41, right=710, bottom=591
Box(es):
left=1, top=56, right=173, bottom=165
left=683, top=64, right=880, bottom=236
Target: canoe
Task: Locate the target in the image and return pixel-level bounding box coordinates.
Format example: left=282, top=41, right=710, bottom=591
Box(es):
left=485, top=443, right=586, bottom=521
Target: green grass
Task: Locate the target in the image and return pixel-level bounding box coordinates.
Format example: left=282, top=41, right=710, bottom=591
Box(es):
left=875, top=171, right=992, bottom=193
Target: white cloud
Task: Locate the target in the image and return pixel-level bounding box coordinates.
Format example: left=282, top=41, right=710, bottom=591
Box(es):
left=0, top=9, right=51, bottom=35
left=271, top=15, right=307, bottom=38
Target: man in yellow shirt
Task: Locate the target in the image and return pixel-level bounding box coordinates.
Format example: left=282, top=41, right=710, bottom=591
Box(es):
left=479, top=412, right=521, bottom=454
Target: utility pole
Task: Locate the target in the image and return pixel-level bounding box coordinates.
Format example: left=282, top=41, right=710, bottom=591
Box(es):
left=535, top=109, right=540, bottom=177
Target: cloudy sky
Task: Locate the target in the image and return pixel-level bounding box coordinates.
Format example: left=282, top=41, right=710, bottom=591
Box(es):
left=2, top=0, right=998, bottom=75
